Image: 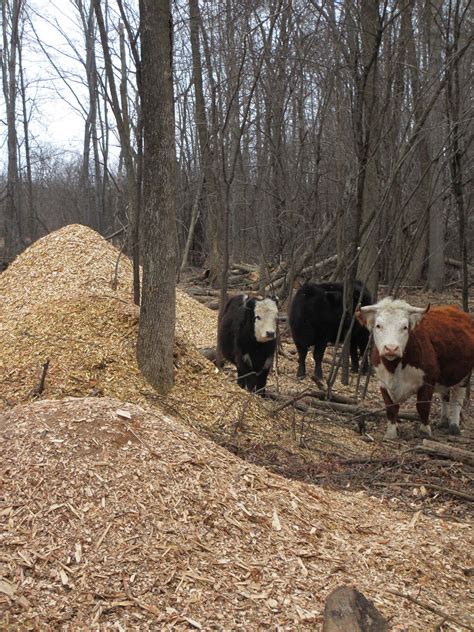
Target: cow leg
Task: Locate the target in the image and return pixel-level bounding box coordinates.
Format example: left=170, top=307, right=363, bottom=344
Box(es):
left=236, top=364, right=248, bottom=390
left=313, top=339, right=327, bottom=381
left=350, top=339, right=359, bottom=373
left=255, top=356, right=273, bottom=397
left=255, top=369, right=269, bottom=397
left=359, top=340, right=370, bottom=375
left=439, top=392, right=450, bottom=428
left=447, top=384, right=466, bottom=435
left=416, top=384, right=434, bottom=437
left=381, top=387, right=399, bottom=440
left=295, top=344, right=309, bottom=379
left=236, top=355, right=254, bottom=391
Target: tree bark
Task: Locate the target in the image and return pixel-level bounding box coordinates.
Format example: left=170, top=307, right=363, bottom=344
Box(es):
left=1, top=0, right=22, bottom=261
left=137, top=0, right=176, bottom=394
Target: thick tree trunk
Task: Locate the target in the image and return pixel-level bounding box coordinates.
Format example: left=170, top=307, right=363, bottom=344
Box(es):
left=137, top=0, right=176, bottom=394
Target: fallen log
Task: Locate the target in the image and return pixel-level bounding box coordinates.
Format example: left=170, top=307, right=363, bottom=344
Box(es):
left=186, top=286, right=220, bottom=297
left=193, top=295, right=214, bottom=305
left=266, top=255, right=337, bottom=292
left=305, top=389, right=356, bottom=405
left=231, top=263, right=258, bottom=274
left=445, top=257, right=474, bottom=274
left=266, top=391, right=418, bottom=421
left=296, top=398, right=418, bottom=421
left=419, top=439, right=474, bottom=467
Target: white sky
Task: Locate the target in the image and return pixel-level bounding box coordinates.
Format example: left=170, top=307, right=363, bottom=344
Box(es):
left=1, top=0, right=125, bottom=166
left=21, top=1, right=88, bottom=153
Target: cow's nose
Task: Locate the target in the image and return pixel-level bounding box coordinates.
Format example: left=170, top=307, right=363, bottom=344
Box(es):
left=266, top=331, right=275, bottom=339
left=383, top=344, right=400, bottom=355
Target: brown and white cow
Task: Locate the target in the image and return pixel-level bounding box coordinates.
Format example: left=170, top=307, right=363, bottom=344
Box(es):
left=357, top=298, right=474, bottom=440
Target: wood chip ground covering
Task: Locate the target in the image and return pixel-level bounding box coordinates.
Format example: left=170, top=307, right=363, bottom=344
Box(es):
left=1, top=396, right=473, bottom=630
left=0, top=225, right=473, bottom=628
left=0, top=224, right=370, bottom=464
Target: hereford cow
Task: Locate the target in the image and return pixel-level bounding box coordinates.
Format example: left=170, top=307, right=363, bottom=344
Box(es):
left=357, top=298, right=474, bottom=439
left=218, top=295, right=278, bottom=395
left=289, top=281, right=372, bottom=381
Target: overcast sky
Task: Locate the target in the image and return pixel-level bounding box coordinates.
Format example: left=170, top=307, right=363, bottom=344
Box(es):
left=26, top=1, right=87, bottom=152
left=1, top=0, right=113, bottom=164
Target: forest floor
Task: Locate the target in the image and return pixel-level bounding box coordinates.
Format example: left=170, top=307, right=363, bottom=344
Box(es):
left=181, top=272, right=474, bottom=524
left=0, top=225, right=473, bottom=630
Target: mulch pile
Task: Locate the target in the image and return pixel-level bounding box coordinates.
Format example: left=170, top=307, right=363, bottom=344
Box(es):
left=0, top=224, right=370, bottom=460
left=0, top=224, right=473, bottom=629
left=1, top=396, right=473, bottom=630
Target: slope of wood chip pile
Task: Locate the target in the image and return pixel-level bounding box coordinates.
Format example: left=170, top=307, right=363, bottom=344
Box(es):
left=1, top=397, right=473, bottom=630
left=0, top=224, right=370, bottom=462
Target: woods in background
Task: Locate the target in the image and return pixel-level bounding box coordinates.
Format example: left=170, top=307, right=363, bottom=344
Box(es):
left=1, top=0, right=473, bottom=299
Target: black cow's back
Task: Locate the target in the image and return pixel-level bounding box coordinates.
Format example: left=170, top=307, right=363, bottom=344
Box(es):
left=289, top=280, right=372, bottom=379
left=218, top=295, right=246, bottom=364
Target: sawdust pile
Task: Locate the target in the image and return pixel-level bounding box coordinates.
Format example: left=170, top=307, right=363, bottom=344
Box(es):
left=0, top=224, right=368, bottom=459
left=0, top=226, right=268, bottom=433
left=1, top=397, right=473, bottom=630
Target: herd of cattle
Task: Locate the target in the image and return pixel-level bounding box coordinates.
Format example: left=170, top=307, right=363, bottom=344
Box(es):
left=217, top=281, right=474, bottom=440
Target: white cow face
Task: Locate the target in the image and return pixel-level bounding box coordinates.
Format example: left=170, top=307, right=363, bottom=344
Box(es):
left=359, top=298, right=428, bottom=360
left=252, top=297, right=278, bottom=343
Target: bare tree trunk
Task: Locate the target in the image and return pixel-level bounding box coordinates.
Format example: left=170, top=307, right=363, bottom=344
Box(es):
left=355, top=0, right=382, bottom=299
left=427, top=0, right=445, bottom=291
left=404, top=1, right=430, bottom=285
left=445, top=0, right=470, bottom=311
left=137, top=0, right=176, bottom=394
left=179, top=172, right=204, bottom=275
left=17, top=19, right=35, bottom=245
left=1, top=0, right=22, bottom=261
left=93, top=0, right=140, bottom=304
left=188, top=0, right=222, bottom=287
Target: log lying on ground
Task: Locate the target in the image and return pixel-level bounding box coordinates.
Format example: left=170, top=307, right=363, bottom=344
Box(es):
left=231, top=263, right=258, bottom=274
left=266, top=255, right=338, bottom=292
left=266, top=390, right=418, bottom=421
left=185, top=286, right=221, bottom=297
left=445, top=257, right=474, bottom=274
left=323, top=586, right=388, bottom=632
left=420, top=439, right=474, bottom=467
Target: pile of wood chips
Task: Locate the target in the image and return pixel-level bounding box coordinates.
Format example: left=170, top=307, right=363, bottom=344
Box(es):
left=0, top=224, right=368, bottom=459
left=1, top=397, right=473, bottom=630
left=0, top=225, right=473, bottom=629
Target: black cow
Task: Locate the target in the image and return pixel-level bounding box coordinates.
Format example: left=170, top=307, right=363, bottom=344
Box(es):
left=218, top=295, right=279, bottom=395
left=289, top=281, right=372, bottom=381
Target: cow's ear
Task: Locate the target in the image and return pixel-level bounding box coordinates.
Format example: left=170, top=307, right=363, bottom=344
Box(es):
left=358, top=305, right=376, bottom=330
left=244, top=297, right=256, bottom=310
left=408, top=304, right=429, bottom=329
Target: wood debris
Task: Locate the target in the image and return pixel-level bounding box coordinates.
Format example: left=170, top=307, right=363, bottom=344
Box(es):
left=0, top=225, right=473, bottom=628
left=1, top=397, right=473, bottom=629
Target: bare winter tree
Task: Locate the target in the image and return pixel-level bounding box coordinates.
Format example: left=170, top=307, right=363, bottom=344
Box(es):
left=136, top=0, right=177, bottom=394
left=1, top=0, right=23, bottom=261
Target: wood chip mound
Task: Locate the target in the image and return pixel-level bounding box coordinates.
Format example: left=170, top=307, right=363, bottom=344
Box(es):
left=0, top=223, right=369, bottom=462
left=1, top=397, right=472, bottom=630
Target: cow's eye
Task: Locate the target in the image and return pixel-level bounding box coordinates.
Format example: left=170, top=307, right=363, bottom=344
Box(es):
left=403, top=325, right=408, bottom=330
left=375, top=324, right=381, bottom=329
left=255, top=316, right=261, bottom=321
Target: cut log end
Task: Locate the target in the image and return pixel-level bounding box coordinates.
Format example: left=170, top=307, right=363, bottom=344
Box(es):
left=323, top=586, right=388, bottom=632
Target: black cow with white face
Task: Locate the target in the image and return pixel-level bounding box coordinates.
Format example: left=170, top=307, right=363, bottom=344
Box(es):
left=289, top=280, right=372, bottom=381
left=218, top=295, right=278, bottom=395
